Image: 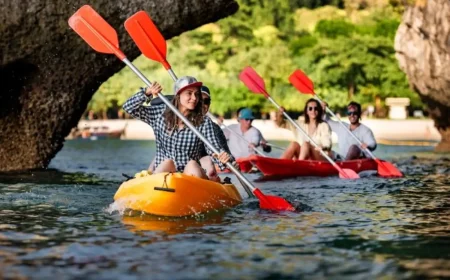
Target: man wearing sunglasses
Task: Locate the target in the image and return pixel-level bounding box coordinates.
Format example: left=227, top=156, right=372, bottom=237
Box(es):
left=223, top=108, right=271, bottom=159
left=198, top=86, right=233, bottom=181
left=324, top=101, right=377, bottom=160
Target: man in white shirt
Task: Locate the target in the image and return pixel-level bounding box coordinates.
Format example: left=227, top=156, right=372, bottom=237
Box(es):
left=223, top=108, right=270, bottom=158
left=324, top=101, right=377, bottom=160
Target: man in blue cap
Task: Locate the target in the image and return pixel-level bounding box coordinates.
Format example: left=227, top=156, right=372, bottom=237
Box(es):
left=223, top=107, right=271, bottom=158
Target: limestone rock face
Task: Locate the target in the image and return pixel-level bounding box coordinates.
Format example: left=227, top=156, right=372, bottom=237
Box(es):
left=0, top=0, right=238, bottom=171
left=395, top=0, right=450, bottom=152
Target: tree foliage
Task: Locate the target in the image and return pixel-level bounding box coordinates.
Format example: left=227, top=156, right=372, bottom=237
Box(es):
left=89, top=0, right=423, bottom=118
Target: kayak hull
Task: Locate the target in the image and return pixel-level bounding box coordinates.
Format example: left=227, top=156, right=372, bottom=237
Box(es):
left=237, top=157, right=254, bottom=173
left=216, top=157, right=255, bottom=173
left=114, top=172, right=243, bottom=217
left=247, top=155, right=378, bottom=178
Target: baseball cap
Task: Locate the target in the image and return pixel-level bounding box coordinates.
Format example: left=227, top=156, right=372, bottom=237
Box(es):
left=173, top=76, right=202, bottom=95
left=201, top=86, right=210, bottom=97
left=238, top=108, right=255, bottom=120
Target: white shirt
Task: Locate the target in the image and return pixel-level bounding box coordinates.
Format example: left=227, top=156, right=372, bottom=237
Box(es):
left=326, top=118, right=377, bottom=158
left=223, top=124, right=265, bottom=158
left=287, top=120, right=332, bottom=149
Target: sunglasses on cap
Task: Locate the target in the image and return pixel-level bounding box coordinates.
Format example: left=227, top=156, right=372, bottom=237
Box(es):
left=203, top=98, right=211, bottom=105
left=308, top=106, right=318, bottom=112
left=347, top=111, right=359, bottom=116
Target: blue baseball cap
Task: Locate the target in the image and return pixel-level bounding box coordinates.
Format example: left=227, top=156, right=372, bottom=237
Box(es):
left=238, top=108, right=255, bottom=120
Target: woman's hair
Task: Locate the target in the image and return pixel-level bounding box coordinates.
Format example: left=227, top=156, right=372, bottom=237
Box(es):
left=163, top=88, right=204, bottom=131
left=304, top=98, right=324, bottom=124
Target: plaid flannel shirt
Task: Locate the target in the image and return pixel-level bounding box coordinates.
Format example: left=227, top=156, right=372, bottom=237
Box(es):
left=123, top=89, right=233, bottom=172
left=199, top=122, right=231, bottom=157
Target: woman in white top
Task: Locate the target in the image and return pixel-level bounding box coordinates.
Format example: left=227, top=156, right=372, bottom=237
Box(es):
left=276, top=98, right=332, bottom=161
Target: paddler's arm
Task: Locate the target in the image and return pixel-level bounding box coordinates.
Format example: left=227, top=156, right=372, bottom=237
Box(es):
left=202, top=118, right=235, bottom=170
left=322, top=102, right=342, bottom=133
left=122, top=82, right=164, bottom=126
left=213, top=122, right=232, bottom=155
left=324, top=115, right=342, bottom=133
left=274, top=108, right=288, bottom=129
left=362, top=127, right=377, bottom=151
left=257, top=130, right=272, bottom=153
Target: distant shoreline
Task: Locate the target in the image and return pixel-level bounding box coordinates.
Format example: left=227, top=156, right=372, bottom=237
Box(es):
left=74, top=118, right=441, bottom=144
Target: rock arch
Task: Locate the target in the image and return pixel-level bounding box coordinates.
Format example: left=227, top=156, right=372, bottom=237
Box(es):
left=0, top=0, right=238, bottom=171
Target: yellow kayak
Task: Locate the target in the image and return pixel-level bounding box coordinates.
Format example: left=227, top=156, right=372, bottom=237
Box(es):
left=114, top=172, right=243, bottom=217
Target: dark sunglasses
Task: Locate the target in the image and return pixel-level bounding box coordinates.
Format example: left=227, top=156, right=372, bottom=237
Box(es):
left=203, top=98, right=211, bottom=105
left=242, top=118, right=253, bottom=121
left=308, top=106, right=318, bottom=112
left=347, top=111, right=359, bottom=116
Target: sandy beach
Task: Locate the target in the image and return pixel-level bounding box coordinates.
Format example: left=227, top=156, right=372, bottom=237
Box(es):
left=75, top=118, right=441, bottom=144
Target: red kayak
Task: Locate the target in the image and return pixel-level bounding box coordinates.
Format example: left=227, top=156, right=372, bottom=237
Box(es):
left=245, top=155, right=378, bottom=178
left=216, top=157, right=255, bottom=173
left=236, top=157, right=254, bottom=173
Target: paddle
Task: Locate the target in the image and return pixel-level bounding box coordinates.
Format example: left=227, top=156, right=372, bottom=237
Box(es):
left=289, top=69, right=403, bottom=178
left=239, top=67, right=360, bottom=179
left=67, top=8, right=291, bottom=211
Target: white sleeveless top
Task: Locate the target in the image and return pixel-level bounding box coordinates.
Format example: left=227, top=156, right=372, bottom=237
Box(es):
left=288, top=120, right=332, bottom=149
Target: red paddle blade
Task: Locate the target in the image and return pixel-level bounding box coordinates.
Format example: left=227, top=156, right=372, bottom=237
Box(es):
left=124, top=11, right=171, bottom=70
left=253, top=189, right=295, bottom=211
left=375, top=159, right=403, bottom=178
left=338, top=168, right=360, bottom=179
left=289, top=69, right=315, bottom=95
left=68, top=5, right=125, bottom=60
left=239, top=67, right=269, bottom=97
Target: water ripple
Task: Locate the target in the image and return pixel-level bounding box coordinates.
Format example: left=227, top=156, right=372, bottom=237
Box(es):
left=0, top=141, right=448, bottom=279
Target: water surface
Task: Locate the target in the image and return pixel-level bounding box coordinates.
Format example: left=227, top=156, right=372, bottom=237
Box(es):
left=0, top=140, right=449, bottom=279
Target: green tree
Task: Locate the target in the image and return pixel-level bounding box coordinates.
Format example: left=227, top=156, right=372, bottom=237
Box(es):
left=295, top=35, right=422, bottom=111
left=315, top=19, right=355, bottom=38
left=89, top=2, right=422, bottom=117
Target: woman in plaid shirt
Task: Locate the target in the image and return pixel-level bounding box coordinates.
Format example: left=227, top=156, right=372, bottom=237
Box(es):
left=123, top=76, right=234, bottom=180
left=146, top=85, right=232, bottom=182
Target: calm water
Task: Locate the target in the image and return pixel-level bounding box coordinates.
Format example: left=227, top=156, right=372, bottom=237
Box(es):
left=0, top=140, right=449, bottom=279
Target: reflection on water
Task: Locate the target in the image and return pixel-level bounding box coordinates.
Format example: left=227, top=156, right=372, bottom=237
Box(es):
left=0, top=140, right=448, bottom=279
left=121, top=211, right=227, bottom=235
left=0, top=168, right=105, bottom=185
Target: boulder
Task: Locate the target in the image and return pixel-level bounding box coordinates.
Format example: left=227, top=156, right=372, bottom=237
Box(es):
left=0, top=0, right=238, bottom=171
left=395, top=0, right=450, bottom=152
